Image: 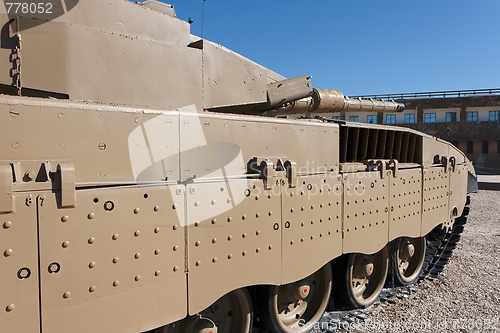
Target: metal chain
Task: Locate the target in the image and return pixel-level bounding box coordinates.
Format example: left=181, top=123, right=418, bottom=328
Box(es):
left=14, top=32, right=22, bottom=95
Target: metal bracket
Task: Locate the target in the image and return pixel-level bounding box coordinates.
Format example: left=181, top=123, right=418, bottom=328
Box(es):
left=376, top=160, right=386, bottom=179
left=441, top=156, right=449, bottom=173
left=259, top=160, right=274, bottom=190
left=284, top=160, right=297, bottom=188
left=0, top=165, right=14, bottom=213
left=388, top=159, right=399, bottom=178
left=57, top=164, right=76, bottom=208
left=449, top=156, right=456, bottom=172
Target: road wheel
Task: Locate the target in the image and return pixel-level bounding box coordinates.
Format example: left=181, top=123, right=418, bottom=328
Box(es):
left=256, top=264, right=333, bottom=333
left=333, top=247, right=388, bottom=309
left=392, top=236, right=426, bottom=285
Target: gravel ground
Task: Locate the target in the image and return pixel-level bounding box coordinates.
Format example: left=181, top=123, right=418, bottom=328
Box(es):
left=315, top=190, right=500, bottom=333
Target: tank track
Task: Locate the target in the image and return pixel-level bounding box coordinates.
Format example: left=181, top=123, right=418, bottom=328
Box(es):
left=420, top=195, right=470, bottom=281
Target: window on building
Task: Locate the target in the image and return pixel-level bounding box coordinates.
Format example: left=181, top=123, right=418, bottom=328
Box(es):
left=404, top=113, right=415, bottom=124
left=482, top=141, right=489, bottom=154
left=452, top=141, right=459, bottom=148
left=386, top=114, right=396, bottom=124
left=489, top=110, right=499, bottom=122
left=467, top=141, right=473, bottom=154
left=445, top=112, right=456, bottom=122
left=349, top=116, right=359, bottom=122
left=424, top=113, right=436, bottom=123
left=466, top=111, right=478, bottom=122
left=332, top=116, right=341, bottom=121
left=366, top=115, right=377, bottom=124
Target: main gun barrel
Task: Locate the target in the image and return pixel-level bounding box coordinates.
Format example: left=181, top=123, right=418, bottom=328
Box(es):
left=213, top=75, right=405, bottom=115
left=277, top=88, right=405, bottom=114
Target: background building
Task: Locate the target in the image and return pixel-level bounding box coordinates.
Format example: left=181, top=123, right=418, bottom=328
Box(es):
left=330, top=89, right=500, bottom=175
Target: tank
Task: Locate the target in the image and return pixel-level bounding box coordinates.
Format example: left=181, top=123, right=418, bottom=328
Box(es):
left=0, top=1, right=477, bottom=333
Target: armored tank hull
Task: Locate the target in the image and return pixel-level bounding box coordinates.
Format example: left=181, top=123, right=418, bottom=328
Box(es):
left=0, top=1, right=476, bottom=332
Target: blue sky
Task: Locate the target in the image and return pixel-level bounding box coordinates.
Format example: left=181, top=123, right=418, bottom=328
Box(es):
left=161, top=1, right=500, bottom=96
